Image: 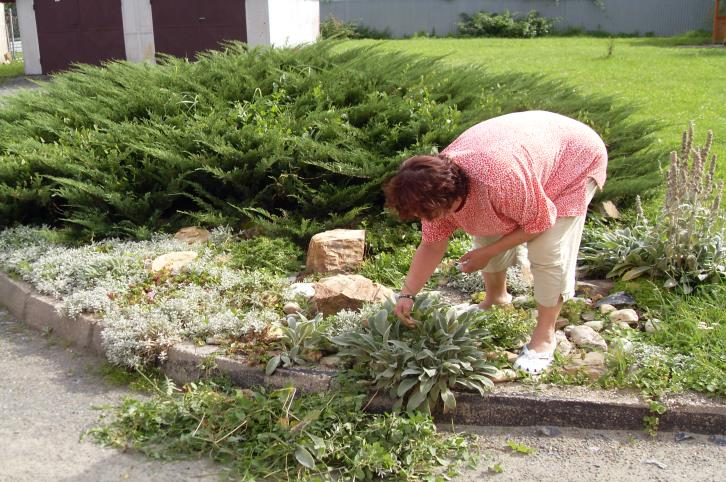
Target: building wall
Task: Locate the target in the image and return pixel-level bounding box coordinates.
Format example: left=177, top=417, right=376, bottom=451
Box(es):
left=247, top=0, right=319, bottom=47
left=16, top=0, right=40, bottom=74
left=269, top=0, right=319, bottom=46
left=121, top=0, right=155, bottom=63
left=321, top=0, right=714, bottom=37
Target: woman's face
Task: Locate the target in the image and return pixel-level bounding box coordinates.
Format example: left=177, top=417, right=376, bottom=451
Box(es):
left=420, top=197, right=463, bottom=221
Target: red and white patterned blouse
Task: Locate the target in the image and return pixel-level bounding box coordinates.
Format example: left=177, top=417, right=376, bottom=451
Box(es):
left=421, top=111, right=608, bottom=243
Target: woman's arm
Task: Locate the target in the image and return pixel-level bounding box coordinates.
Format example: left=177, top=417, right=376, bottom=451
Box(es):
left=401, top=239, right=449, bottom=295
left=459, top=228, right=537, bottom=273
left=395, top=239, right=448, bottom=327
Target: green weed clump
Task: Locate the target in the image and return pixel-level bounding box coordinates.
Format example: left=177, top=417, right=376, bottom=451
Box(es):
left=88, top=379, right=477, bottom=481
left=458, top=10, right=556, bottom=38
left=0, top=41, right=661, bottom=242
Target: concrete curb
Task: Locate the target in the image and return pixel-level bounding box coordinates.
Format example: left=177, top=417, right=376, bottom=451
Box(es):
left=0, top=270, right=724, bottom=434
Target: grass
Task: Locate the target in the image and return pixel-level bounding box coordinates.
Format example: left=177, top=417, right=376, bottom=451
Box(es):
left=344, top=32, right=726, bottom=179
left=0, top=60, right=24, bottom=82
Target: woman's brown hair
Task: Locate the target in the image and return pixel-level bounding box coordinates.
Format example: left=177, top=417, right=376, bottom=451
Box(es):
left=383, top=154, right=469, bottom=220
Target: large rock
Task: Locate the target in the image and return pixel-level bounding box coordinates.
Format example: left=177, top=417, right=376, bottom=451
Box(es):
left=564, top=351, right=606, bottom=380
left=568, top=325, right=608, bottom=352
left=595, top=291, right=636, bottom=308
left=306, top=229, right=365, bottom=273
left=313, top=274, right=393, bottom=315
left=609, top=308, right=639, bottom=325
left=584, top=320, right=604, bottom=332
left=174, top=226, right=210, bottom=244
left=151, top=251, right=198, bottom=273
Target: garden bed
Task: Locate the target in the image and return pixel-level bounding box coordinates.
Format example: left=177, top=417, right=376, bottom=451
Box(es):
left=1, top=225, right=723, bottom=434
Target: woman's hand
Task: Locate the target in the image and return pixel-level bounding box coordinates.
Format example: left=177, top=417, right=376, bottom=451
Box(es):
left=459, top=247, right=492, bottom=273
left=394, top=297, right=416, bottom=328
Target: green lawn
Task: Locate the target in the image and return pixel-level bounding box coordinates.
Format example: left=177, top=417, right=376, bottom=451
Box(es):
left=0, top=60, right=24, bottom=82
left=348, top=35, right=726, bottom=179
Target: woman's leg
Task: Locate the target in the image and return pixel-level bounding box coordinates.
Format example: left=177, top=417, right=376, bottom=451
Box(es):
left=480, top=270, right=512, bottom=309
left=472, top=235, right=517, bottom=309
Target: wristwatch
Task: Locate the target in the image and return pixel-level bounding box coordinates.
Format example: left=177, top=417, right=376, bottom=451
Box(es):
left=398, top=293, right=415, bottom=301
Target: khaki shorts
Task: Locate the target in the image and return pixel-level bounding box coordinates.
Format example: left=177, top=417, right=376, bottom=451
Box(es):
left=473, top=180, right=598, bottom=307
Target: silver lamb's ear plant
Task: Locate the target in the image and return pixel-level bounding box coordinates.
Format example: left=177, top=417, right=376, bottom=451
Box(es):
left=581, top=123, right=725, bottom=292
left=332, top=292, right=498, bottom=414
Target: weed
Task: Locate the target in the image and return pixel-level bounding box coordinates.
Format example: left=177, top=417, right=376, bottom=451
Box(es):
left=506, top=439, right=536, bottom=455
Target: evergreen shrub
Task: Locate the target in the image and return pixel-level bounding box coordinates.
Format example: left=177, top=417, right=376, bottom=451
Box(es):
left=0, top=42, right=662, bottom=242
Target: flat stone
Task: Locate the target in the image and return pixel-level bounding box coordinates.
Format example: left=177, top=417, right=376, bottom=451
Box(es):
left=575, top=279, right=614, bottom=299
left=487, top=368, right=518, bottom=383
left=568, top=325, right=608, bottom=352
left=675, top=432, right=695, bottom=442
left=319, top=355, right=343, bottom=368
left=287, top=282, right=316, bottom=300
left=556, top=339, right=574, bottom=356
left=555, top=317, right=570, bottom=330
left=581, top=311, right=596, bottom=322
left=595, top=291, right=636, bottom=308
left=599, top=303, right=617, bottom=315
left=584, top=320, right=604, bottom=332
left=615, top=321, right=632, bottom=330
left=174, top=226, right=210, bottom=244
left=609, top=308, right=639, bottom=325
left=151, top=251, right=198, bottom=273
left=283, top=302, right=302, bottom=315
left=708, top=435, right=726, bottom=446
left=645, top=319, right=661, bottom=333
left=563, top=351, right=606, bottom=379
left=600, top=200, right=621, bottom=219
left=312, top=274, right=393, bottom=315
left=306, top=229, right=365, bottom=273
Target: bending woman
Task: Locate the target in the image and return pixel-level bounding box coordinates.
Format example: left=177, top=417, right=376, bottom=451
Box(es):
left=384, top=110, right=607, bottom=374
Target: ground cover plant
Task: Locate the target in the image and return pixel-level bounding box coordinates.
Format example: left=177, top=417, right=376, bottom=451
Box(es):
left=88, top=378, right=478, bottom=481
left=0, top=41, right=661, bottom=241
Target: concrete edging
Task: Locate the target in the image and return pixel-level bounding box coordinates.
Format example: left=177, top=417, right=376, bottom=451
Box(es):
left=0, top=270, right=724, bottom=434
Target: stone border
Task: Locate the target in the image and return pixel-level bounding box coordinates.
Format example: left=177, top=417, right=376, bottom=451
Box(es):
left=1, top=270, right=724, bottom=434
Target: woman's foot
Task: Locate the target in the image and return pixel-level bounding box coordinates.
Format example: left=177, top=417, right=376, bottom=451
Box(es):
left=477, top=293, right=513, bottom=311
left=513, top=344, right=555, bottom=375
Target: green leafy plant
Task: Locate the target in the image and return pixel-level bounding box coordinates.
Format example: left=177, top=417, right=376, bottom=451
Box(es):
left=266, top=313, right=329, bottom=375
left=580, top=124, right=725, bottom=292
left=87, top=378, right=478, bottom=481
left=332, top=293, right=498, bottom=413
left=222, top=235, right=303, bottom=274
left=472, top=306, right=535, bottom=351
left=506, top=439, right=536, bottom=455
left=458, top=10, right=556, bottom=38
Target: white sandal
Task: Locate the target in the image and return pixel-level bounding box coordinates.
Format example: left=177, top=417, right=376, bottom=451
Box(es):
left=513, top=345, right=555, bottom=375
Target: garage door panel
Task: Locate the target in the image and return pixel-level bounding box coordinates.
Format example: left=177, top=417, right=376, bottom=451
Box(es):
left=79, top=31, right=127, bottom=65
left=198, top=0, right=245, bottom=26
left=37, top=32, right=81, bottom=73
left=35, top=0, right=125, bottom=73
left=34, top=0, right=80, bottom=33
left=78, top=0, right=124, bottom=30
left=150, top=0, right=199, bottom=27
left=154, top=26, right=201, bottom=58
left=197, top=25, right=246, bottom=52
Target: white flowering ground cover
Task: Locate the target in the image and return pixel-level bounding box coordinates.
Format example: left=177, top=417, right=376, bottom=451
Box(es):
left=0, top=226, right=368, bottom=367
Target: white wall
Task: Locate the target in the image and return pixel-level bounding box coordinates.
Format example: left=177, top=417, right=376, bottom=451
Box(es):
left=15, top=0, right=40, bottom=74
left=247, top=0, right=319, bottom=48
left=269, top=0, right=319, bottom=47
left=121, top=0, right=155, bottom=63
left=246, top=0, right=272, bottom=47
left=0, top=10, right=8, bottom=59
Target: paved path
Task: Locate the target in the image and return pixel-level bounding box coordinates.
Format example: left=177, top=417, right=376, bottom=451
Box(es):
left=0, top=76, right=47, bottom=98
left=1, top=308, right=723, bottom=482
left=0, top=309, right=217, bottom=482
